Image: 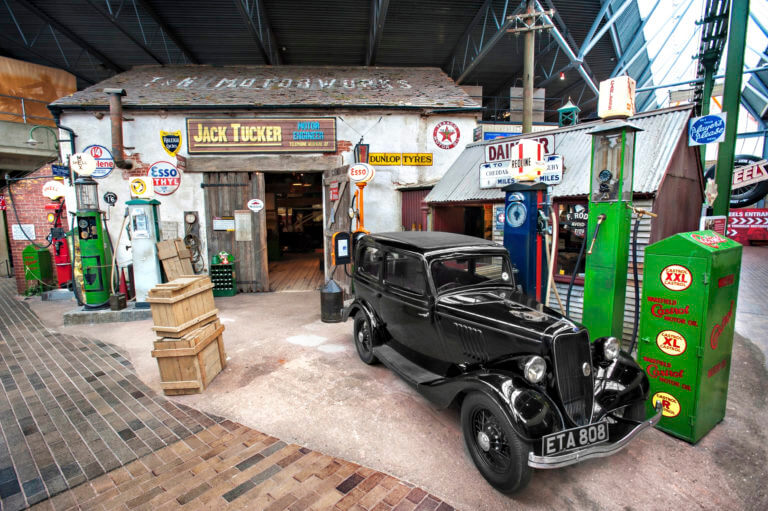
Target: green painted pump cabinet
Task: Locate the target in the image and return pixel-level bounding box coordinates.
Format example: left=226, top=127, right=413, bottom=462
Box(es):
left=637, top=230, right=742, bottom=443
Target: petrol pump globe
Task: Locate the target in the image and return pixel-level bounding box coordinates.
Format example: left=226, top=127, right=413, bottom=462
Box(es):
left=581, top=121, right=642, bottom=341
left=75, top=176, right=99, bottom=210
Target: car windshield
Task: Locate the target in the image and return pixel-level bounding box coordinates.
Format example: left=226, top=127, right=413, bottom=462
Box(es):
left=431, top=253, right=514, bottom=293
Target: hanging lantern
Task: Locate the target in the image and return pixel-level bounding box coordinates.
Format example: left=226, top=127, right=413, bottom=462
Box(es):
left=353, top=143, right=369, bottom=164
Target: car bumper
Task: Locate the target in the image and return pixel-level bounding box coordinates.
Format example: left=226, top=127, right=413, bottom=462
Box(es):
left=527, top=402, right=663, bottom=469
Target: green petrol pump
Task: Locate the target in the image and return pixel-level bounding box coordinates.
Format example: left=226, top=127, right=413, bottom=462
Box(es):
left=637, top=232, right=742, bottom=442
left=72, top=153, right=112, bottom=307
left=581, top=121, right=642, bottom=340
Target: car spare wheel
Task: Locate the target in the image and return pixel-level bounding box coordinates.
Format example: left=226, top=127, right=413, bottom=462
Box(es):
left=460, top=392, right=532, bottom=494
left=704, top=154, right=768, bottom=209
left=353, top=311, right=379, bottom=365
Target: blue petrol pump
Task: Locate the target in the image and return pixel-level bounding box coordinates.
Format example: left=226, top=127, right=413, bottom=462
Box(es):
left=502, top=182, right=549, bottom=302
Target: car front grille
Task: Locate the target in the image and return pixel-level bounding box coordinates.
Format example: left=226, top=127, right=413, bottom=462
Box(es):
left=552, top=332, right=594, bottom=426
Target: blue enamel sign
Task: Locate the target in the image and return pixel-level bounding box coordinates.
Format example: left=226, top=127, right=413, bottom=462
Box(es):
left=688, top=113, right=726, bottom=146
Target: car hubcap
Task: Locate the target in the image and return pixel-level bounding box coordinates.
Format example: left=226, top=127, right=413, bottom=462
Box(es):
left=472, top=408, right=511, bottom=471
left=477, top=431, right=491, bottom=452
left=357, top=323, right=371, bottom=352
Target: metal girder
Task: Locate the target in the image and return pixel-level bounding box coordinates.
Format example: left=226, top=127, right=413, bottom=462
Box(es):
left=603, top=0, right=623, bottom=58
left=366, top=0, right=389, bottom=66
left=0, top=32, right=94, bottom=84
left=16, top=0, right=124, bottom=73
left=85, top=0, right=164, bottom=64
left=713, top=0, right=749, bottom=217
left=535, top=1, right=598, bottom=95
left=579, top=0, right=612, bottom=59
left=578, top=0, right=632, bottom=60
left=233, top=0, right=282, bottom=65
left=134, top=0, right=199, bottom=64
left=611, top=0, right=660, bottom=77
left=444, top=0, right=524, bottom=85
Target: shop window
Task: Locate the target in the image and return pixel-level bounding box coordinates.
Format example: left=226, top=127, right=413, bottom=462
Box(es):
left=384, top=252, right=426, bottom=295
left=359, top=246, right=381, bottom=278
left=555, top=201, right=588, bottom=283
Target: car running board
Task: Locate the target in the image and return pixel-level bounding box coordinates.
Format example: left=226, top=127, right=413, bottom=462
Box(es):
left=373, top=345, right=442, bottom=386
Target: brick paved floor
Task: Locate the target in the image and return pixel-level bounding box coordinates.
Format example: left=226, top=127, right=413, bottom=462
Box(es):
left=0, top=280, right=455, bottom=510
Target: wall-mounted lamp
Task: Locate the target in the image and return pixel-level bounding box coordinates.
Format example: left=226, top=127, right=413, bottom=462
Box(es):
left=26, top=125, right=59, bottom=149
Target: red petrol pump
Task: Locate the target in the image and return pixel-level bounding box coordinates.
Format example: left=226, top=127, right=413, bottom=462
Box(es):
left=43, top=199, right=72, bottom=287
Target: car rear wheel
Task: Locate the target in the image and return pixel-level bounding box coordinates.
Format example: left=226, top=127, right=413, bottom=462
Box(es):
left=353, top=311, right=379, bottom=365
left=461, top=392, right=532, bottom=494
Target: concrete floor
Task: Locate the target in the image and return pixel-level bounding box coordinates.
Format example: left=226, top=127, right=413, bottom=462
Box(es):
left=28, top=247, right=768, bottom=510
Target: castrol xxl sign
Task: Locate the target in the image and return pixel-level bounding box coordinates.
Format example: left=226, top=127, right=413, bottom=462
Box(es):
left=484, top=135, right=554, bottom=163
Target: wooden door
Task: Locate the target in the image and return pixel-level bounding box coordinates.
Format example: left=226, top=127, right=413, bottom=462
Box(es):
left=203, top=172, right=268, bottom=292
left=323, top=166, right=350, bottom=292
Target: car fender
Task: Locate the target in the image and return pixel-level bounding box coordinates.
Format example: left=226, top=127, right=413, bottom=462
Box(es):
left=420, top=373, right=562, bottom=443
left=344, top=299, right=384, bottom=336
left=595, top=351, right=649, bottom=415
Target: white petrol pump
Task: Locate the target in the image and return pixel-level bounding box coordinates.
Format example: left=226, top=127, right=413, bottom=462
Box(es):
left=127, top=177, right=162, bottom=306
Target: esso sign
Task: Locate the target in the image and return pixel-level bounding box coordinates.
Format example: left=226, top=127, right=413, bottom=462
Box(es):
left=348, top=163, right=375, bottom=183
left=247, top=199, right=264, bottom=212
left=148, top=161, right=181, bottom=195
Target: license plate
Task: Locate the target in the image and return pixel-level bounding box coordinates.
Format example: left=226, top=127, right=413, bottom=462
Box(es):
left=541, top=421, right=609, bottom=456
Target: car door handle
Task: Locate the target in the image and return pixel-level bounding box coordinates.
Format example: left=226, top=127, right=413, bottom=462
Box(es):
left=417, top=311, right=429, bottom=318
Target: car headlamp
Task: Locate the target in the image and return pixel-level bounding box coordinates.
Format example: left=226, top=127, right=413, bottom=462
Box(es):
left=524, top=356, right=546, bottom=384
left=603, top=336, right=620, bottom=361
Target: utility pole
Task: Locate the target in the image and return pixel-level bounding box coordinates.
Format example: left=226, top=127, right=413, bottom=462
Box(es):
left=508, top=1, right=553, bottom=134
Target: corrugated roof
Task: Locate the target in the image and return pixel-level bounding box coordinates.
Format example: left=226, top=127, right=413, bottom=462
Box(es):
left=426, top=105, right=694, bottom=203
left=50, top=65, right=481, bottom=110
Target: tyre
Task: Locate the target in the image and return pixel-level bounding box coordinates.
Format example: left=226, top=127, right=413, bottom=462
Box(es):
left=704, top=154, right=768, bottom=209
left=460, top=392, right=532, bottom=494
left=353, top=311, right=379, bottom=365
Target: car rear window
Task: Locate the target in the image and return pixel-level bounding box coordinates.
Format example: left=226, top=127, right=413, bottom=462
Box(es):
left=384, top=252, right=426, bottom=294
left=431, top=254, right=512, bottom=292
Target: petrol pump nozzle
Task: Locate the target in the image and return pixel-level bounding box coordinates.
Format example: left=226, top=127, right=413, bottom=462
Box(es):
left=586, top=214, right=607, bottom=255
left=627, top=204, right=658, bottom=218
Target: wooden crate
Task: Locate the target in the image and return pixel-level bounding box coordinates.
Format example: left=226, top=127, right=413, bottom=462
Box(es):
left=147, top=276, right=218, bottom=338
left=152, top=321, right=227, bottom=395
left=157, top=239, right=195, bottom=281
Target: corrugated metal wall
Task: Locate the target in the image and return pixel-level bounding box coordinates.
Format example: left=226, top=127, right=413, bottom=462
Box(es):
left=548, top=198, right=654, bottom=348
left=401, top=189, right=431, bottom=230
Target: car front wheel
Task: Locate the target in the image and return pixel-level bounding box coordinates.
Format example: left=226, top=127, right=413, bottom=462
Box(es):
left=461, top=392, right=532, bottom=494
left=353, top=311, right=379, bottom=365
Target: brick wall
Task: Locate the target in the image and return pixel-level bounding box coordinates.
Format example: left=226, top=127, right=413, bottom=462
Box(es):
left=2, top=164, right=68, bottom=294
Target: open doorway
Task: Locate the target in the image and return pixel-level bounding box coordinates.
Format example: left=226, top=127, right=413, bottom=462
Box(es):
left=265, top=172, right=324, bottom=291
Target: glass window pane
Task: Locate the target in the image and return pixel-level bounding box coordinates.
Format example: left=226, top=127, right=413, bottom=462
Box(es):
left=359, top=246, right=380, bottom=277
left=385, top=252, right=426, bottom=294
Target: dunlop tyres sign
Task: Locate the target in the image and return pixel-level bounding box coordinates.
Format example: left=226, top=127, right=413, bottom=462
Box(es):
left=186, top=118, right=336, bottom=153
left=369, top=153, right=433, bottom=166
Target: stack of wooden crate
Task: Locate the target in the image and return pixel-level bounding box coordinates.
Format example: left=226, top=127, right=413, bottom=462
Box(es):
left=147, top=276, right=227, bottom=395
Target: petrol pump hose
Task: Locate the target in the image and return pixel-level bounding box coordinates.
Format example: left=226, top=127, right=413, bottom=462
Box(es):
left=109, top=209, right=129, bottom=296
left=627, top=205, right=658, bottom=353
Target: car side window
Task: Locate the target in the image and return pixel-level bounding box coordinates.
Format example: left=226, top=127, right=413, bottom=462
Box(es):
left=384, top=252, right=426, bottom=295
left=358, top=246, right=381, bottom=278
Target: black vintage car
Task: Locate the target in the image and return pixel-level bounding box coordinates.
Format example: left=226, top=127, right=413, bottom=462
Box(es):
left=345, top=231, right=661, bottom=493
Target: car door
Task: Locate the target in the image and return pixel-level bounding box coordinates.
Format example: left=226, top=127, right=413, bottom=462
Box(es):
left=378, top=250, right=445, bottom=364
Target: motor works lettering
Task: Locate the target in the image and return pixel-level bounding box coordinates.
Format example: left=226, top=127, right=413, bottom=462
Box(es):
left=187, top=118, right=336, bottom=153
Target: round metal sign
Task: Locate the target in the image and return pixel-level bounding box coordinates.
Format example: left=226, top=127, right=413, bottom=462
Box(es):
left=147, top=161, right=181, bottom=195
left=42, top=180, right=66, bottom=200
left=70, top=152, right=97, bottom=176
left=103, top=191, right=118, bottom=205
left=84, top=144, right=115, bottom=178
left=348, top=163, right=375, bottom=183
left=247, top=199, right=264, bottom=212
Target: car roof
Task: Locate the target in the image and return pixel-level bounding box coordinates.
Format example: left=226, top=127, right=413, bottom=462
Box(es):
left=367, top=231, right=504, bottom=254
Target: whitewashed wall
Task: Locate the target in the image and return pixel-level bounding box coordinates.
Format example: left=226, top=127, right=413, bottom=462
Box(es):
left=58, top=109, right=478, bottom=266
